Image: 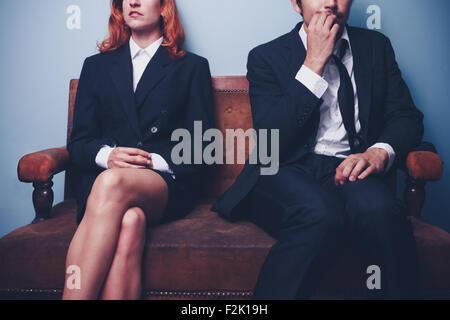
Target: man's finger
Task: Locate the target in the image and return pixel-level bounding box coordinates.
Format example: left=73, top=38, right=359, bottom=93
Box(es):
left=339, top=159, right=359, bottom=184
left=349, top=160, right=368, bottom=182
left=358, top=165, right=375, bottom=180
left=307, top=13, right=319, bottom=31
left=335, top=160, right=350, bottom=185
left=341, top=158, right=358, bottom=177
left=334, top=163, right=344, bottom=184
left=316, top=12, right=328, bottom=28
left=324, top=13, right=337, bottom=30
left=330, top=22, right=340, bottom=38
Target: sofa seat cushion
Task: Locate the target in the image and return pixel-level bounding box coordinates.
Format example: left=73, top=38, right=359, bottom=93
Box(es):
left=0, top=199, right=449, bottom=299
left=0, top=199, right=274, bottom=298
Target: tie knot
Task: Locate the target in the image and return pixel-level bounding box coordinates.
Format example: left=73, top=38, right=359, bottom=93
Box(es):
left=335, top=39, right=349, bottom=61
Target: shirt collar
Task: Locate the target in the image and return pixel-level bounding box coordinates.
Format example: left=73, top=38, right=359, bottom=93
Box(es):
left=299, top=23, right=351, bottom=56
left=129, top=36, right=164, bottom=60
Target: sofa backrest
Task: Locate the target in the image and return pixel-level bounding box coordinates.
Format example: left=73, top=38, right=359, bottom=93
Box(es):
left=64, top=76, right=254, bottom=201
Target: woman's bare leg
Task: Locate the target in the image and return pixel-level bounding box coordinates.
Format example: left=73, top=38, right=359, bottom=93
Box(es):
left=100, top=207, right=147, bottom=300
left=62, top=168, right=168, bottom=300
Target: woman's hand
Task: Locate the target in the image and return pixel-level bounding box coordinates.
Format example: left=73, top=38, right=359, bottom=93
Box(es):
left=107, top=147, right=153, bottom=169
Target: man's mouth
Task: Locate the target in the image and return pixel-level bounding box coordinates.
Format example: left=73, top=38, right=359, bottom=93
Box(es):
left=320, top=9, right=340, bottom=16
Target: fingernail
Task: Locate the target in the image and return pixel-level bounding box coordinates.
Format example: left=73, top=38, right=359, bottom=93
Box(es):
left=350, top=176, right=355, bottom=182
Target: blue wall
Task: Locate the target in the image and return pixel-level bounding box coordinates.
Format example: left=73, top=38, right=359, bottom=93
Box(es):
left=0, top=0, right=449, bottom=237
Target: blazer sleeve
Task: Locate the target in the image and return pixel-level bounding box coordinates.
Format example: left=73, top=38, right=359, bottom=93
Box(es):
left=67, top=57, right=116, bottom=170
left=376, top=37, right=424, bottom=165
left=246, top=48, right=323, bottom=157
left=158, top=57, right=215, bottom=180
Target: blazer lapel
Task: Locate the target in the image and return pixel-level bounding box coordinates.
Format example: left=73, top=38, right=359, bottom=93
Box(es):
left=347, top=26, right=373, bottom=140
left=282, top=22, right=307, bottom=80
left=134, top=45, right=172, bottom=110
left=110, top=44, right=141, bottom=138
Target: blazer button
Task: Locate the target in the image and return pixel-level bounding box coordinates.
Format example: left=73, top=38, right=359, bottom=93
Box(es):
left=137, top=141, right=143, bottom=147
left=150, top=126, right=158, bottom=134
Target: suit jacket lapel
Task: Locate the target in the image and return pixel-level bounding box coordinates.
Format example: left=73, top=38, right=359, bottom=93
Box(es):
left=110, top=44, right=141, bottom=138
left=347, top=26, right=372, bottom=140
left=135, top=45, right=172, bottom=110
left=282, top=22, right=307, bottom=81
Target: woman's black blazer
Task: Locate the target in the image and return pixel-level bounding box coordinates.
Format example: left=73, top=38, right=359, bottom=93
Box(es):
left=68, top=43, right=214, bottom=223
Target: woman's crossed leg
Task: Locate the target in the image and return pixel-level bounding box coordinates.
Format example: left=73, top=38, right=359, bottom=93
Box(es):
left=63, top=168, right=168, bottom=300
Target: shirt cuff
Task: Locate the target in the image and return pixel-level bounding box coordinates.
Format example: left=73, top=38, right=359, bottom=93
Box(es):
left=295, top=65, right=329, bottom=99
left=95, top=145, right=115, bottom=169
left=151, top=153, right=175, bottom=179
left=369, top=143, right=396, bottom=173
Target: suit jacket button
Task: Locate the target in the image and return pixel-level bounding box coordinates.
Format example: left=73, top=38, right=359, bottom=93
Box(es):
left=137, top=141, right=143, bottom=147
left=150, top=127, right=158, bottom=134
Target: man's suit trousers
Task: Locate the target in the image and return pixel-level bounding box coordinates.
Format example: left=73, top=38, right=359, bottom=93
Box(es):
left=240, top=153, right=420, bottom=299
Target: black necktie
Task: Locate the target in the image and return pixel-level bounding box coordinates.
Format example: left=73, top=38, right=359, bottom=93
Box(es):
left=332, top=39, right=364, bottom=154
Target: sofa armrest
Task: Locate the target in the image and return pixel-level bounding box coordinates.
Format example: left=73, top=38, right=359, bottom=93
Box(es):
left=406, top=151, right=443, bottom=182
left=18, top=147, right=70, bottom=183
left=403, top=142, right=444, bottom=218
left=17, top=147, right=70, bottom=224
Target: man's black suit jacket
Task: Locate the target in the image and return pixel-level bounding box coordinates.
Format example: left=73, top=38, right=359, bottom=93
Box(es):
left=68, top=44, right=214, bottom=224
left=211, top=22, right=424, bottom=221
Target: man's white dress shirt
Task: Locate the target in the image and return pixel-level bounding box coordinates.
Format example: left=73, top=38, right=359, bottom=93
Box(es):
left=295, top=25, right=395, bottom=172
left=95, top=36, right=175, bottom=177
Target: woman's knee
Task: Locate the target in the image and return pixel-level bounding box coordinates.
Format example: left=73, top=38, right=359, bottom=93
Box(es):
left=93, top=169, right=126, bottom=195
left=115, top=207, right=147, bottom=260
left=121, top=207, right=146, bottom=233
left=86, top=169, right=129, bottom=213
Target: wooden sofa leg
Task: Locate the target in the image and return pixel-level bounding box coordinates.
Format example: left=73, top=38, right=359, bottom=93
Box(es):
left=31, top=179, right=54, bottom=224
left=404, top=176, right=426, bottom=218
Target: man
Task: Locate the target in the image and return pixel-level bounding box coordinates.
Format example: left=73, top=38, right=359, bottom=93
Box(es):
left=211, top=0, right=424, bottom=299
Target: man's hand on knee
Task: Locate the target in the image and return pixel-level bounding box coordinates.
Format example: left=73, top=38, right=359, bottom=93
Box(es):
left=334, top=148, right=388, bottom=185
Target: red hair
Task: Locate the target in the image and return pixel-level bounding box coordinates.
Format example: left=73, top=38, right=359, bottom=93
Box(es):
left=98, top=0, right=186, bottom=60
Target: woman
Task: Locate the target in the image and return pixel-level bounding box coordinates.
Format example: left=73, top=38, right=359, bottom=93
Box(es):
left=63, top=0, right=214, bottom=299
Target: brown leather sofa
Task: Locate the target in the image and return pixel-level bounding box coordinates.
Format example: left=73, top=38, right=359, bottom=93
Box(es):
left=1, top=76, right=449, bottom=299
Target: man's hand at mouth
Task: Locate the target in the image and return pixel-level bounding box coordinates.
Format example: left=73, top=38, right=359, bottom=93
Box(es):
left=303, top=11, right=341, bottom=76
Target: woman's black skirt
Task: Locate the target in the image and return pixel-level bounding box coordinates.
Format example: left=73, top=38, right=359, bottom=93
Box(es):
left=150, top=169, right=196, bottom=225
